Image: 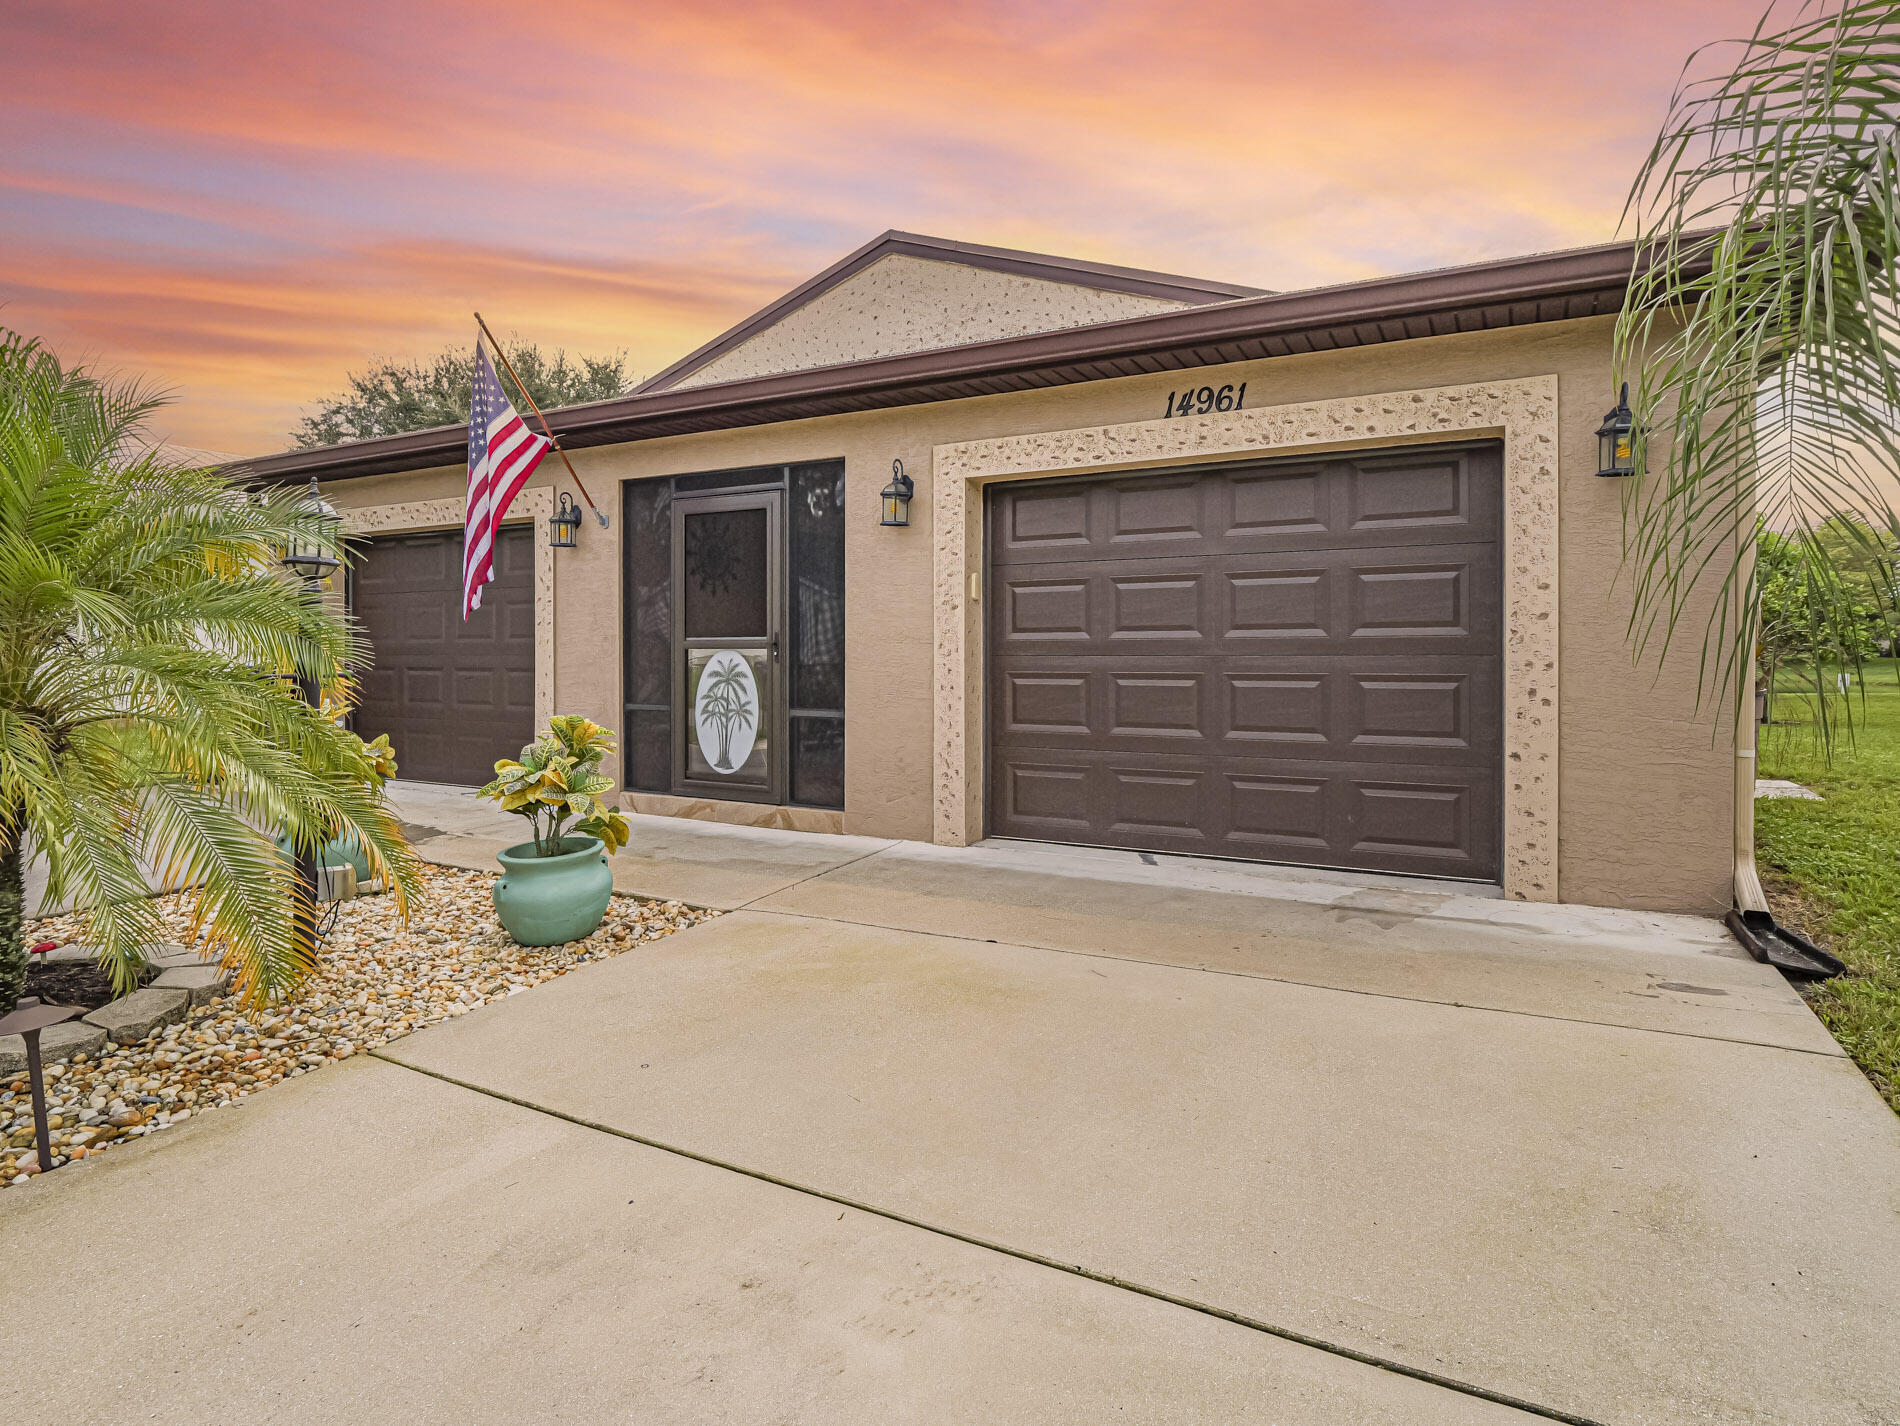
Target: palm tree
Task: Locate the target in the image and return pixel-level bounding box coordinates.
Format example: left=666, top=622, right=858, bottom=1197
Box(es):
left=697, top=659, right=755, bottom=772
left=0, top=330, right=421, bottom=1013
left=1616, top=0, right=1900, bottom=730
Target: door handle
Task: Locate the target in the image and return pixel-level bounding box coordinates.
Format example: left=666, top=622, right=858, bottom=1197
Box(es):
left=771, top=633, right=780, bottom=661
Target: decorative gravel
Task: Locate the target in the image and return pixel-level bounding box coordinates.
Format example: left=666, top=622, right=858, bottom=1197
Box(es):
left=2, top=864, right=714, bottom=1185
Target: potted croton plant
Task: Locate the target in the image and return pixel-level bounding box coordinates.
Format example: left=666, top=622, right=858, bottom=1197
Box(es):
left=478, top=715, right=631, bottom=946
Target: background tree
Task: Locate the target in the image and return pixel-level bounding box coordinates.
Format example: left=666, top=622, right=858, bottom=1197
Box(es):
left=1615, top=0, right=1900, bottom=741
left=1814, top=511, right=1900, bottom=623
left=292, top=340, right=629, bottom=447
left=0, top=329, right=422, bottom=1013
left=1758, top=526, right=1886, bottom=727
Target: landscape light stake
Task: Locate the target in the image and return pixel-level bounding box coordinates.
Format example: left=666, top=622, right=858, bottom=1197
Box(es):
left=0, top=998, right=80, bottom=1175
left=473, top=311, right=610, bottom=529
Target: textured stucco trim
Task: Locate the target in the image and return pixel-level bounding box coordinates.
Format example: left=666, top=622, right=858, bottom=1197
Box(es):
left=339, top=490, right=555, bottom=729
left=931, top=377, right=1561, bottom=902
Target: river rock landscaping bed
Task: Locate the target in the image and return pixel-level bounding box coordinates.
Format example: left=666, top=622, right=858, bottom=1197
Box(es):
left=1, top=863, right=715, bottom=1186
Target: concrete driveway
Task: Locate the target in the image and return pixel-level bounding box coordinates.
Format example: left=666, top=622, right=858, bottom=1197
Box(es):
left=6, top=806, right=1898, bottom=1425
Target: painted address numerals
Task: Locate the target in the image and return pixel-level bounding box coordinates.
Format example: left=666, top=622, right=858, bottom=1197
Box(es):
left=1163, top=382, right=1246, bottom=418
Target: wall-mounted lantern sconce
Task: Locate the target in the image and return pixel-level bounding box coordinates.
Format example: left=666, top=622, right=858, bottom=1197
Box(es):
left=880, top=459, right=914, bottom=527
left=280, top=475, right=342, bottom=583
left=549, top=491, right=582, bottom=548
left=1596, top=382, right=1639, bottom=477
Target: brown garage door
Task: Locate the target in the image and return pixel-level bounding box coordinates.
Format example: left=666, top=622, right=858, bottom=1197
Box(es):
left=351, top=526, right=534, bottom=786
left=986, top=442, right=1501, bottom=880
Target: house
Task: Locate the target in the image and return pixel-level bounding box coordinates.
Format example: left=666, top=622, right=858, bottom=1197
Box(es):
left=241, top=230, right=1739, bottom=914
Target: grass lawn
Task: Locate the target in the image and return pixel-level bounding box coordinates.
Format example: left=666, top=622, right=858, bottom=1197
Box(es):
left=1758, top=657, right=1900, bottom=1115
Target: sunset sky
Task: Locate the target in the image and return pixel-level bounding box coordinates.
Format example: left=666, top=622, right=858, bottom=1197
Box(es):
left=7, top=0, right=1768, bottom=454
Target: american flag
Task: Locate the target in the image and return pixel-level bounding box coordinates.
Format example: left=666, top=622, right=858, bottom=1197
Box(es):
left=463, top=342, right=550, bottom=619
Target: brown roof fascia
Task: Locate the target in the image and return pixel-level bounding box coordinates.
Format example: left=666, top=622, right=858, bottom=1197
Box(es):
left=235, top=238, right=1648, bottom=486
left=630, top=229, right=1271, bottom=395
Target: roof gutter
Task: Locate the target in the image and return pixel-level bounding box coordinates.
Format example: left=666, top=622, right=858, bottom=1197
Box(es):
left=234, top=238, right=1650, bottom=486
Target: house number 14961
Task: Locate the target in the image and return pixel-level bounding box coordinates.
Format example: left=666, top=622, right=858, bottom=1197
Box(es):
left=1164, top=383, right=1245, bottom=418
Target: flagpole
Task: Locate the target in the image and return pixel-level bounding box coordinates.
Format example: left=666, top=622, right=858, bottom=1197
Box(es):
left=473, top=311, right=608, bottom=528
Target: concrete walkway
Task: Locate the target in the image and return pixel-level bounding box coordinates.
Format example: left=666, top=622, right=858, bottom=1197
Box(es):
left=6, top=787, right=1898, bottom=1425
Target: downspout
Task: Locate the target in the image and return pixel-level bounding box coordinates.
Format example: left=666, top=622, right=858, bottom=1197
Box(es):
left=1733, top=677, right=1769, bottom=915
left=1725, top=542, right=1844, bottom=978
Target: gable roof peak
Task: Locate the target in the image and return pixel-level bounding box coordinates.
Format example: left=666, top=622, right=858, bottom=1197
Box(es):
left=635, top=229, right=1270, bottom=394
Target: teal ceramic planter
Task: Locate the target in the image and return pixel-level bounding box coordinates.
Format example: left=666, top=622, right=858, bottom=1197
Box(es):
left=321, top=831, right=372, bottom=881
left=273, top=829, right=371, bottom=881
left=493, top=835, right=612, bottom=947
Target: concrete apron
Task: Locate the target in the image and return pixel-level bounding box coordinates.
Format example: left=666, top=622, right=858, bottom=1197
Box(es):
left=393, top=780, right=1834, bottom=1053
left=371, top=892, right=1900, bottom=1426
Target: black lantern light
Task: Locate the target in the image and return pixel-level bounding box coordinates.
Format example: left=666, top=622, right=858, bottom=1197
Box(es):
left=280, top=475, right=342, bottom=582
left=1596, top=382, right=1639, bottom=478
left=549, top=491, right=582, bottom=549
left=880, top=458, right=914, bottom=527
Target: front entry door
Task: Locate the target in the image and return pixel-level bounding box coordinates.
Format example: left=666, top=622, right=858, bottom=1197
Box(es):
left=673, top=490, right=783, bottom=803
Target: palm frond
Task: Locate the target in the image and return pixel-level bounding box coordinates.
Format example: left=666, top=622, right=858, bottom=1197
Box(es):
left=1616, top=0, right=1900, bottom=742
left=0, top=326, right=423, bottom=1011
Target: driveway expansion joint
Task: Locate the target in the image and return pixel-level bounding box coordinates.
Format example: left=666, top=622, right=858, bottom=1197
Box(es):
left=374, top=1048, right=1607, bottom=1426
left=741, top=905, right=1843, bottom=1060
left=729, top=842, right=902, bottom=912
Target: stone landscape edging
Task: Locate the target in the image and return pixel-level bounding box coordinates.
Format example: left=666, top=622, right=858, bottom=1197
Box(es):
left=0, top=944, right=233, bottom=1077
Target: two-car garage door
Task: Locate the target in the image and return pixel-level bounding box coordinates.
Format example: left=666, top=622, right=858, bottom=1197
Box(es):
left=986, top=442, right=1502, bottom=881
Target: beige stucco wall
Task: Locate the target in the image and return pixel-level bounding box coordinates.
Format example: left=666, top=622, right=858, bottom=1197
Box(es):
left=671, top=254, right=1193, bottom=389
left=324, top=314, right=1737, bottom=915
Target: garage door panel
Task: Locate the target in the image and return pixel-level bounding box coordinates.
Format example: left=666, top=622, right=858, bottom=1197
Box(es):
left=1000, top=485, right=1091, bottom=554
left=991, top=657, right=1495, bottom=766
left=1227, top=771, right=1332, bottom=853
left=988, top=443, right=1501, bottom=880
left=401, top=667, right=446, bottom=711
left=1343, top=453, right=1479, bottom=533
left=502, top=668, right=536, bottom=717
left=1226, top=464, right=1329, bottom=537
left=992, top=452, right=1501, bottom=567
left=995, top=545, right=1497, bottom=655
left=999, top=760, right=1095, bottom=833
left=501, top=602, right=536, bottom=642
left=453, top=669, right=498, bottom=706
left=1004, top=579, right=1091, bottom=641
left=988, top=747, right=1498, bottom=876
left=1345, top=768, right=1498, bottom=877
left=1108, top=573, right=1204, bottom=638
left=1346, top=557, right=1494, bottom=642
left=1107, top=674, right=1203, bottom=737
left=1106, top=766, right=1211, bottom=842
left=1105, top=473, right=1206, bottom=548
left=1349, top=674, right=1480, bottom=753
left=1228, top=674, right=1330, bottom=746
left=1226, top=567, right=1328, bottom=639
left=1000, top=672, right=1092, bottom=736
left=361, top=667, right=398, bottom=705
left=352, top=525, right=534, bottom=786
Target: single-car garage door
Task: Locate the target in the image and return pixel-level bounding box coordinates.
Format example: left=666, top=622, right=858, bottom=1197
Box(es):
left=986, top=442, right=1502, bottom=880
left=352, top=526, right=534, bottom=786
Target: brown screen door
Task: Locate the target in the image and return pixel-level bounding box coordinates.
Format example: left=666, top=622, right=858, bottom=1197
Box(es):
left=673, top=491, right=783, bottom=802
